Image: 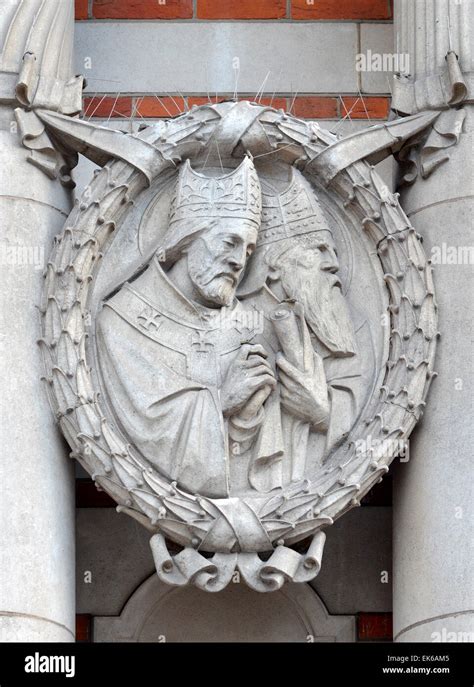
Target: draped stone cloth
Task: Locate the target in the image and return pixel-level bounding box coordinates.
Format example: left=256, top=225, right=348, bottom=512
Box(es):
left=0, top=0, right=82, bottom=113
left=241, top=285, right=373, bottom=481
left=97, top=258, right=273, bottom=499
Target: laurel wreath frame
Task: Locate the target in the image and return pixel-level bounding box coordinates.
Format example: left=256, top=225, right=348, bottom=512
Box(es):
left=39, top=103, right=438, bottom=591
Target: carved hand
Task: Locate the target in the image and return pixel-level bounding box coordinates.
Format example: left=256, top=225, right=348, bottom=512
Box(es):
left=237, top=385, right=273, bottom=421
left=221, top=344, right=276, bottom=418
left=276, top=352, right=330, bottom=431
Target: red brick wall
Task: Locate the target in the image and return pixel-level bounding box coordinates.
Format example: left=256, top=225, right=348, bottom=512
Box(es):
left=83, top=94, right=391, bottom=120
left=77, top=0, right=392, bottom=20
left=76, top=614, right=93, bottom=642
left=91, top=0, right=193, bottom=19
left=75, top=0, right=89, bottom=19
left=292, top=0, right=392, bottom=20
left=358, top=613, right=393, bottom=641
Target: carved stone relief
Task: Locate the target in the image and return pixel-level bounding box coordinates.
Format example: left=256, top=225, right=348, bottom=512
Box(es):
left=40, top=101, right=438, bottom=590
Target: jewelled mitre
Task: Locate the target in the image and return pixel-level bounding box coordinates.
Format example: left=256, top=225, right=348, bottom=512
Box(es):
left=160, top=156, right=262, bottom=263
left=238, top=169, right=334, bottom=295
left=169, top=156, right=261, bottom=226
left=259, top=168, right=333, bottom=247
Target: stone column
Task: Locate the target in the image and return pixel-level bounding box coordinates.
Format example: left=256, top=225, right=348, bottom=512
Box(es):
left=0, top=1, right=82, bottom=642
left=392, top=0, right=474, bottom=642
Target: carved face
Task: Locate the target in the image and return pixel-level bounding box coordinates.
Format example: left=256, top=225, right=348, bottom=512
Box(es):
left=274, top=232, right=357, bottom=356
left=187, top=220, right=258, bottom=308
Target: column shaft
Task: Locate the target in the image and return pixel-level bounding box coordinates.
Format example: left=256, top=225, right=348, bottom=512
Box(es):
left=393, top=0, right=474, bottom=643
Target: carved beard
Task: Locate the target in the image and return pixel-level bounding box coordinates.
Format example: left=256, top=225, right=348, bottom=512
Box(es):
left=280, top=268, right=357, bottom=357
left=187, top=249, right=236, bottom=307
left=201, top=275, right=236, bottom=307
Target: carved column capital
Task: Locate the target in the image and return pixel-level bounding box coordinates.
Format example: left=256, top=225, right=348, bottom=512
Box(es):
left=392, top=0, right=473, bottom=184
left=0, top=0, right=83, bottom=185
left=392, top=0, right=473, bottom=114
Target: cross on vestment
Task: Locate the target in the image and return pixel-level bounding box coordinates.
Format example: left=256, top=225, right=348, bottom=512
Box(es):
left=138, top=308, right=162, bottom=332
left=191, top=330, right=215, bottom=353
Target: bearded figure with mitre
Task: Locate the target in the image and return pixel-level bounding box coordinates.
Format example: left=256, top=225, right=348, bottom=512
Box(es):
left=238, top=169, right=374, bottom=491
left=97, top=157, right=279, bottom=499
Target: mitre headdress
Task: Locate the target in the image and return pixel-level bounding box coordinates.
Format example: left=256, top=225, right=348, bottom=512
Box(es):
left=158, top=156, right=261, bottom=264
left=238, top=168, right=334, bottom=295
left=258, top=168, right=333, bottom=247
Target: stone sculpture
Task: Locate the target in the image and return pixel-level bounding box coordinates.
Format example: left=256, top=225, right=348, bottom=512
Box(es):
left=97, top=156, right=271, bottom=498
left=38, top=101, right=438, bottom=590
left=239, top=169, right=372, bottom=491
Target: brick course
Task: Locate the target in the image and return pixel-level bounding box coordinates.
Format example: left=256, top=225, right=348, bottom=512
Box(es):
left=341, top=95, right=390, bottom=119
left=92, top=0, right=193, bottom=20
left=197, top=0, right=287, bottom=20
left=78, top=0, right=393, bottom=20
left=75, top=0, right=89, bottom=20
left=292, top=96, right=338, bottom=119
left=137, top=96, right=186, bottom=117
left=82, top=94, right=390, bottom=120
left=83, top=96, right=133, bottom=118
left=76, top=615, right=92, bottom=642
left=358, top=613, right=393, bottom=641
left=291, top=0, right=392, bottom=20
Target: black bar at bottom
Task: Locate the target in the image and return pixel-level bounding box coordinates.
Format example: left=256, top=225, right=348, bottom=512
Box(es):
left=0, top=641, right=472, bottom=686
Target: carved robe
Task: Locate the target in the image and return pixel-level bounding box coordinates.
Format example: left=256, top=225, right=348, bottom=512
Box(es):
left=97, top=257, right=265, bottom=499
left=240, top=285, right=374, bottom=488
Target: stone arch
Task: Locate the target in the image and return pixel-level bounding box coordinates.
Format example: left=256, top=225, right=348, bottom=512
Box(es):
left=94, top=574, right=355, bottom=642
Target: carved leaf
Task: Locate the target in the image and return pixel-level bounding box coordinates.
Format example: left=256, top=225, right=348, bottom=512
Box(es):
left=44, top=297, right=64, bottom=345
left=78, top=435, right=113, bottom=474
left=112, top=453, right=144, bottom=489
left=54, top=229, right=74, bottom=274
left=101, top=419, right=128, bottom=457
left=76, top=359, right=94, bottom=403
left=129, top=489, right=163, bottom=519
left=397, top=295, right=418, bottom=335
left=71, top=240, right=98, bottom=280
left=51, top=367, right=77, bottom=414
left=74, top=202, right=100, bottom=239
left=406, top=229, right=427, bottom=267
left=142, top=469, right=172, bottom=498
left=98, top=185, right=129, bottom=216
left=64, top=301, right=83, bottom=344
left=381, top=201, right=410, bottom=235
left=363, top=217, right=386, bottom=245
left=354, top=185, right=381, bottom=218
left=56, top=331, right=78, bottom=378
left=74, top=402, right=102, bottom=439
left=418, top=294, right=438, bottom=340
left=406, top=361, right=431, bottom=407
left=40, top=264, right=56, bottom=313
left=384, top=274, right=403, bottom=306
left=401, top=261, right=429, bottom=306
left=163, top=495, right=207, bottom=521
